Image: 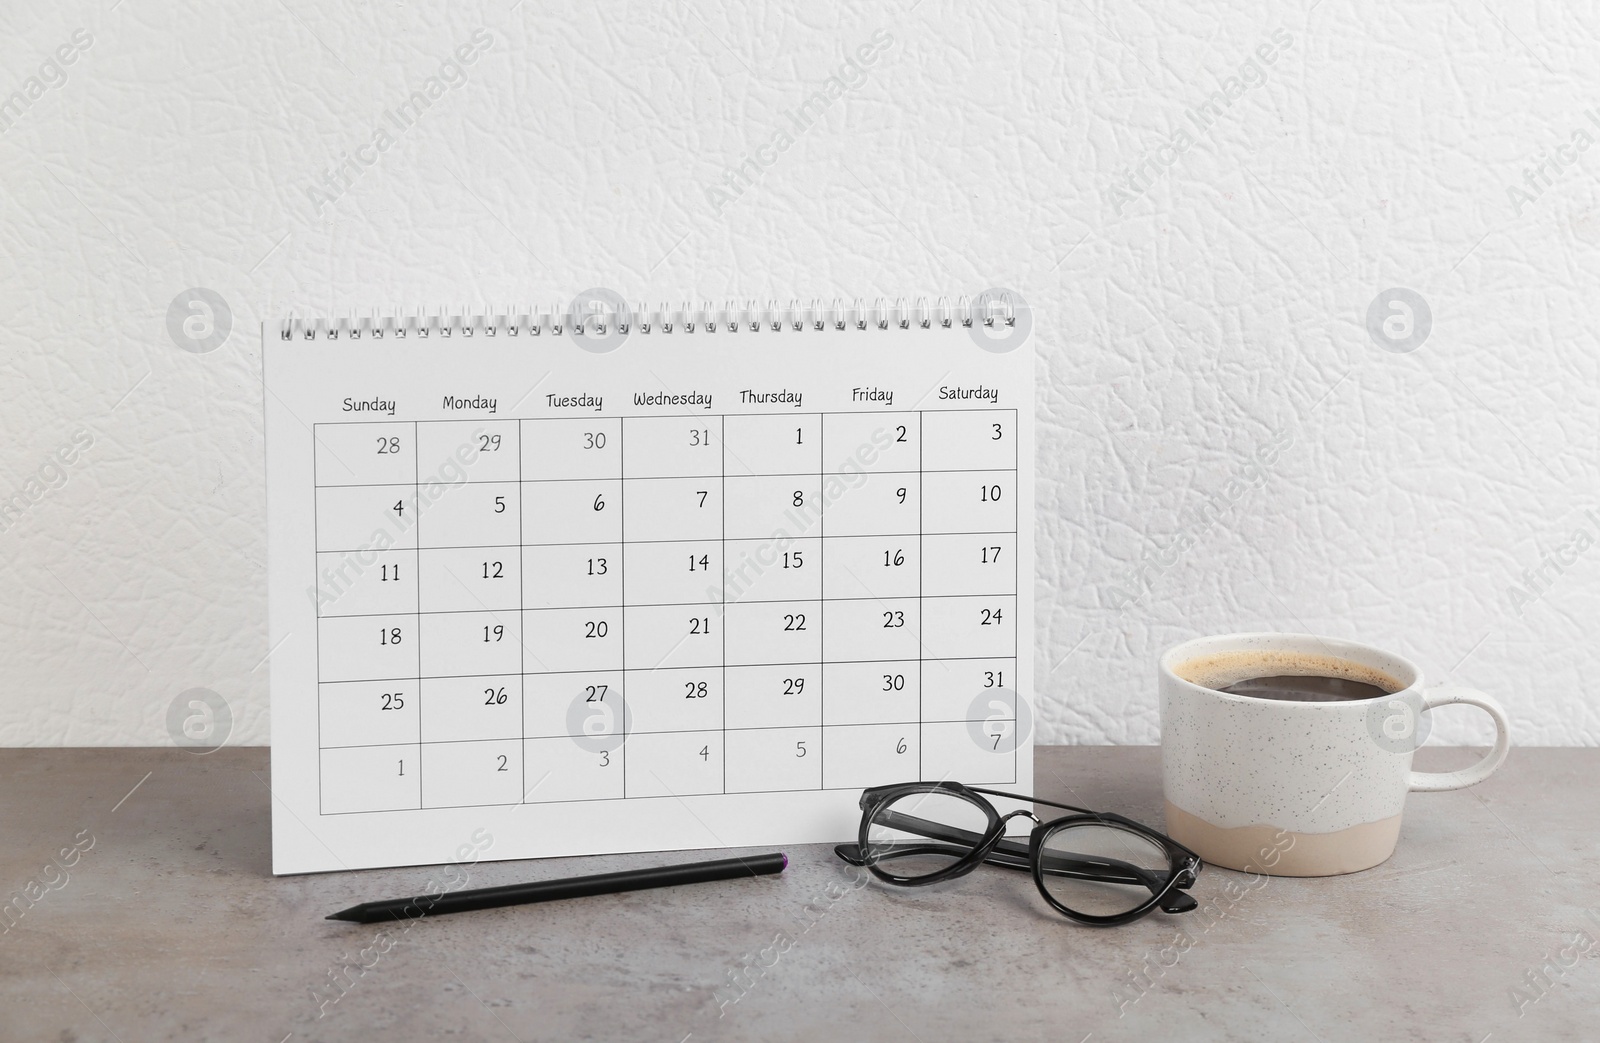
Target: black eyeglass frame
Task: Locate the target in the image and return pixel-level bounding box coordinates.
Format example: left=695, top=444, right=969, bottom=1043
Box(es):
left=835, top=780, right=1203, bottom=927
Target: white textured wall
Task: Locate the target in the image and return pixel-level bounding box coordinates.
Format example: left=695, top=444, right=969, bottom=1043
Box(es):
left=1, top=0, right=1595, bottom=747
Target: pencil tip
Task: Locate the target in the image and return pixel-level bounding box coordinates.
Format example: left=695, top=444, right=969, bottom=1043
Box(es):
left=326, top=909, right=359, bottom=921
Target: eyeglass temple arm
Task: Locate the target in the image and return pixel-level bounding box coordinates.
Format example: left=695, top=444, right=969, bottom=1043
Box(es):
left=836, top=839, right=1198, bottom=915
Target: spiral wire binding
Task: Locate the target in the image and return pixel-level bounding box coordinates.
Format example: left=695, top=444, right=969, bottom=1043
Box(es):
left=277, top=295, right=1018, bottom=341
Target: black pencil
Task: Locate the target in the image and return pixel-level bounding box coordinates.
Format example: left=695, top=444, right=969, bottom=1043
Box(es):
left=326, top=852, right=788, bottom=924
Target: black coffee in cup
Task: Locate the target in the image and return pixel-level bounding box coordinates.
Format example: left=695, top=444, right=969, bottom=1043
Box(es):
left=1215, top=674, right=1394, bottom=702
left=1174, top=649, right=1405, bottom=704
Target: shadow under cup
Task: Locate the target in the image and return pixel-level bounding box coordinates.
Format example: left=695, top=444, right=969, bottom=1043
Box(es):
left=1158, top=635, right=1426, bottom=878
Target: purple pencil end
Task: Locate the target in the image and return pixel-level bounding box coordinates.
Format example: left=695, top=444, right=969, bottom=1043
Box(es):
left=780, top=852, right=788, bottom=871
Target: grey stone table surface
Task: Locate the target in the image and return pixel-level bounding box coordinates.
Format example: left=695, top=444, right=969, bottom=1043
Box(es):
left=2, top=746, right=1597, bottom=1043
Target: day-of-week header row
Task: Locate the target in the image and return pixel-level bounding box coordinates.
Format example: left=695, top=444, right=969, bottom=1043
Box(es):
left=341, top=384, right=1002, bottom=417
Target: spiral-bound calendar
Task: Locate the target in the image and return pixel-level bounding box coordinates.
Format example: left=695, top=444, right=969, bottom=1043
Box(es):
left=265, top=297, right=1034, bottom=874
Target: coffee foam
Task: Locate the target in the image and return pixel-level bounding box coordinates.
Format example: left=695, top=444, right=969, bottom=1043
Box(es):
left=1173, top=649, right=1405, bottom=696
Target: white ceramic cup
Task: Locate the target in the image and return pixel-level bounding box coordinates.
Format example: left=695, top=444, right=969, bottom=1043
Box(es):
left=1159, top=632, right=1511, bottom=876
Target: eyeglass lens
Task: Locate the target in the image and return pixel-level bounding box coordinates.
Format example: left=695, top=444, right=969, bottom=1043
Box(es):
left=1036, top=823, right=1171, bottom=916
left=864, top=790, right=991, bottom=878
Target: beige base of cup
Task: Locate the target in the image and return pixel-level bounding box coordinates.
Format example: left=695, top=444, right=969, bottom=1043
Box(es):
left=1163, top=802, right=1403, bottom=877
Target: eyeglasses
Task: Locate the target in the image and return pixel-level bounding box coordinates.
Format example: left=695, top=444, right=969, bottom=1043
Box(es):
left=834, top=781, right=1202, bottom=926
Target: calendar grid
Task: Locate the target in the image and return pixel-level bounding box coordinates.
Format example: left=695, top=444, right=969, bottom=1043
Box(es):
left=311, top=408, right=1019, bottom=814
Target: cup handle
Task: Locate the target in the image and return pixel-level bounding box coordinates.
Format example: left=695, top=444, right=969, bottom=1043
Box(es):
left=1406, top=685, right=1511, bottom=792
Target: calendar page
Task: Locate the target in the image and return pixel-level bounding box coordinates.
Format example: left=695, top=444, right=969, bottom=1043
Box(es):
left=265, top=312, right=1033, bottom=874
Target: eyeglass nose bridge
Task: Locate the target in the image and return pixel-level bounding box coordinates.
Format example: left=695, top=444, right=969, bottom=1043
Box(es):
left=967, top=808, right=1041, bottom=864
